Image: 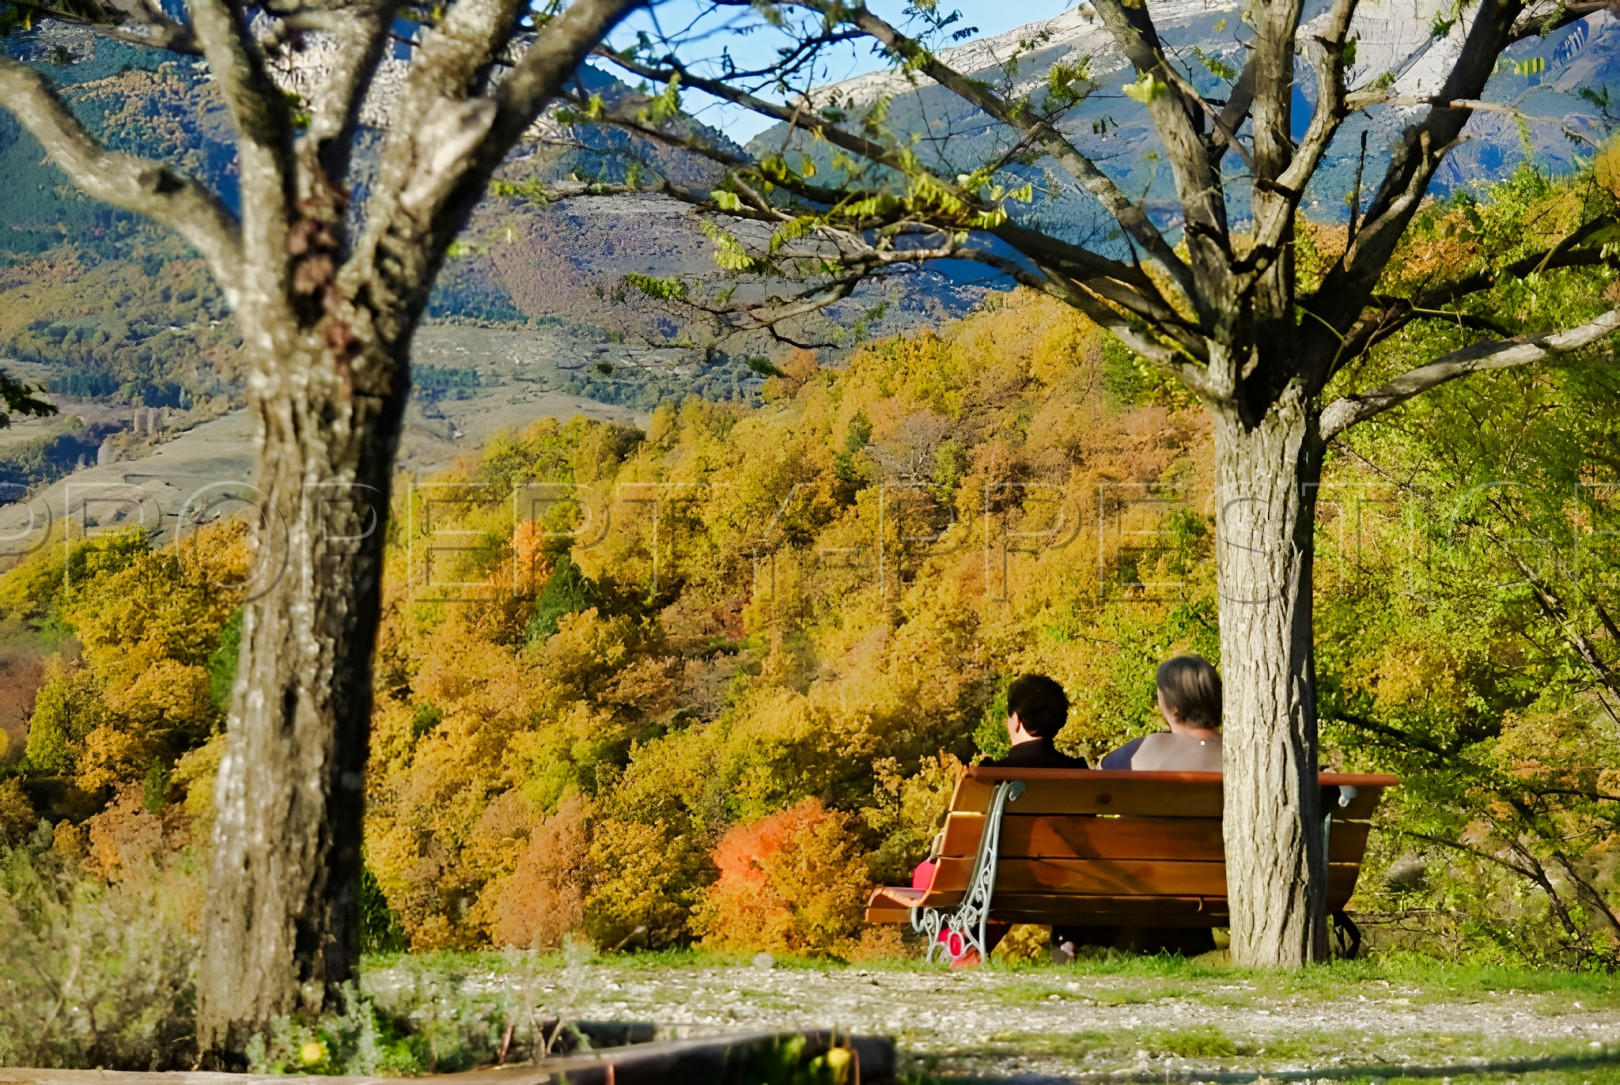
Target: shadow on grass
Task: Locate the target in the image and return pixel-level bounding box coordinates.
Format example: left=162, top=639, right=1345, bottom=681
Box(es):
left=906, top=1046, right=1620, bottom=1084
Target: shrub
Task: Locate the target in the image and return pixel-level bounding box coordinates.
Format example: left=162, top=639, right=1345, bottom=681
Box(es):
left=0, top=824, right=201, bottom=1069
left=245, top=984, right=436, bottom=1077
left=583, top=814, right=710, bottom=951
left=696, top=798, right=896, bottom=959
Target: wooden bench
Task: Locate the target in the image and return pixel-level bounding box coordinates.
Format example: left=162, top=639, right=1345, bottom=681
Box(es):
left=864, top=768, right=1398, bottom=962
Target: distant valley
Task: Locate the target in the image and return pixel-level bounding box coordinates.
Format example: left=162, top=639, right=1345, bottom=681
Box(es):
left=0, top=0, right=1616, bottom=508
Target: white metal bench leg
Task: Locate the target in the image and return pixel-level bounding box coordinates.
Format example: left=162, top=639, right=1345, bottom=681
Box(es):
left=912, top=779, right=1025, bottom=964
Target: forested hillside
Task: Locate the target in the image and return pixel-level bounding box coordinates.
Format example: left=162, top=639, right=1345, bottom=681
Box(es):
left=0, top=22, right=979, bottom=447
left=0, top=167, right=1616, bottom=968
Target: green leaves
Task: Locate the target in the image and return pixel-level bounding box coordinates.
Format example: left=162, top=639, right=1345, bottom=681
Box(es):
left=846, top=192, right=902, bottom=219
left=1122, top=72, right=1168, bottom=104
left=700, top=221, right=755, bottom=272
left=622, top=273, right=688, bottom=301
left=554, top=92, right=606, bottom=125
left=636, top=74, right=682, bottom=125
left=1191, top=47, right=1236, bottom=82
left=1046, top=58, right=1094, bottom=108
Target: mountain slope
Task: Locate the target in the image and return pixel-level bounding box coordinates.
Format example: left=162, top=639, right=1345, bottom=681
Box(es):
left=770, top=0, right=1618, bottom=233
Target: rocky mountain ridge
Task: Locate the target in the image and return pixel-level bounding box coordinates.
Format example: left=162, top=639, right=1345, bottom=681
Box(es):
left=790, top=0, right=1618, bottom=227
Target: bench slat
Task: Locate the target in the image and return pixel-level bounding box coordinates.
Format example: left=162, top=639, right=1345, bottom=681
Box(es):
left=937, top=812, right=985, bottom=858
left=1000, top=816, right=1374, bottom=863
left=972, top=893, right=1224, bottom=919
left=926, top=856, right=1362, bottom=899
left=1003, top=816, right=1223, bottom=860
left=980, top=893, right=1230, bottom=923
left=942, top=814, right=1373, bottom=863
left=951, top=772, right=1396, bottom=820
left=954, top=777, right=1227, bottom=818
left=866, top=872, right=1360, bottom=924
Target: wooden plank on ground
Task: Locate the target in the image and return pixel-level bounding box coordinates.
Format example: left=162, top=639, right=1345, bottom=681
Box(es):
left=0, top=1032, right=896, bottom=1085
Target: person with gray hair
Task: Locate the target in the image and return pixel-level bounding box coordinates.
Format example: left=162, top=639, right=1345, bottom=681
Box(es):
left=1100, top=655, right=1222, bottom=771
left=1050, top=654, right=1223, bottom=961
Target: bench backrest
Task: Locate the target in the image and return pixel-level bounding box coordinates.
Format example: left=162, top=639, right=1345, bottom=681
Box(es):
left=914, top=769, right=1397, bottom=926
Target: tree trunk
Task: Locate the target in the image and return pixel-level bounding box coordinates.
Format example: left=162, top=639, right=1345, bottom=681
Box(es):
left=196, top=325, right=407, bottom=1063
left=1213, top=382, right=1328, bottom=967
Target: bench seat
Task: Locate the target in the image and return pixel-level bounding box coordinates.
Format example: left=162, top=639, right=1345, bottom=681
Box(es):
left=864, top=768, right=1397, bottom=958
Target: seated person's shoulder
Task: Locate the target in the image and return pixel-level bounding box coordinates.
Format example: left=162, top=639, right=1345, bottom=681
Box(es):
left=986, top=740, right=1089, bottom=769
left=1103, top=733, right=1221, bottom=772
left=1099, top=736, right=1147, bottom=770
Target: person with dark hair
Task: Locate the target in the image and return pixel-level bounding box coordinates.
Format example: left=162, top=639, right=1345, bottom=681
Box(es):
left=913, top=673, right=1085, bottom=968
left=1100, top=655, right=1222, bottom=771
left=985, top=673, right=1088, bottom=769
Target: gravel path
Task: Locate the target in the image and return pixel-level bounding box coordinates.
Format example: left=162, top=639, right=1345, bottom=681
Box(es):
left=366, top=960, right=1620, bottom=1081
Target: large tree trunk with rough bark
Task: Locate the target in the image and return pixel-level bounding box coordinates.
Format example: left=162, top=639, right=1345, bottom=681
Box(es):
left=1213, top=382, right=1329, bottom=967
left=197, top=327, right=408, bottom=1062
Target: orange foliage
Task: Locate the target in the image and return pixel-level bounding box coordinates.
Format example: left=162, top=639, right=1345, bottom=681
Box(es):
left=697, top=798, right=895, bottom=959
left=511, top=519, right=554, bottom=591
left=82, top=785, right=175, bottom=883
left=478, top=794, right=591, bottom=948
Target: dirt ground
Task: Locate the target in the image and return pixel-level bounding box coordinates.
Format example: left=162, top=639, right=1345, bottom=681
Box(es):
left=360, top=956, right=1620, bottom=1082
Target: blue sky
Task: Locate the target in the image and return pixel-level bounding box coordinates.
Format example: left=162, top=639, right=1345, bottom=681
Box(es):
left=603, top=1, right=1076, bottom=142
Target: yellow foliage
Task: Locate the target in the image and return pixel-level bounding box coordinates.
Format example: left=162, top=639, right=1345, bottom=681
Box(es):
left=76, top=725, right=159, bottom=795
left=1596, top=139, right=1620, bottom=201
left=0, top=777, right=35, bottom=846
left=360, top=286, right=1218, bottom=953
left=584, top=814, right=710, bottom=950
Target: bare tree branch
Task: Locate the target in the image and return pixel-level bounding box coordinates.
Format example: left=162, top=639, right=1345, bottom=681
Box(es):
left=1208, top=53, right=1256, bottom=169
left=1311, top=0, right=1526, bottom=341
left=187, top=0, right=294, bottom=271
left=1319, top=307, right=1620, bottom=440
left=1509, top=0, right=1620, bottom=41
left=568, top=65, right=1187, bottom=330
left=1088, top=0, right=1230, bottom=267
left=343, top=0, right=642, bottom=347
left=1407, top=216, right=1620, bottom=311
left=1262, top=0, right=1358, bottom=234
left=0, top=54, right=243, bottom=297
left=822, top=1, right=1201, bottom=313
left=292, top=2, right=400, bottom=198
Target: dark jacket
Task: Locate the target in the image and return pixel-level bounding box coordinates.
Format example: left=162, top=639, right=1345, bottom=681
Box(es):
left=984, top=739, right=1088, bottom=769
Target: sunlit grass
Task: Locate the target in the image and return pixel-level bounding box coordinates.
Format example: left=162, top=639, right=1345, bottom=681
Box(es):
left=361, top=945, right=1620, bottom=1006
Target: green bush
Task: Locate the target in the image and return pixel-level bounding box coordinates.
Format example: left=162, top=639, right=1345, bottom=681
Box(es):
left=0, top=826, right=201, bottom=1069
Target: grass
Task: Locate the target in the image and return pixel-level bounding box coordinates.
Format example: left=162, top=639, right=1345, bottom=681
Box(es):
left=351, top=947, right=1620, bottom=1081
left=902, top=1066, right=1620, bottom=1085
left=909, top=1032, right=1620, bottom=1080
left=359, top=946, right=1620, bottom=1008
